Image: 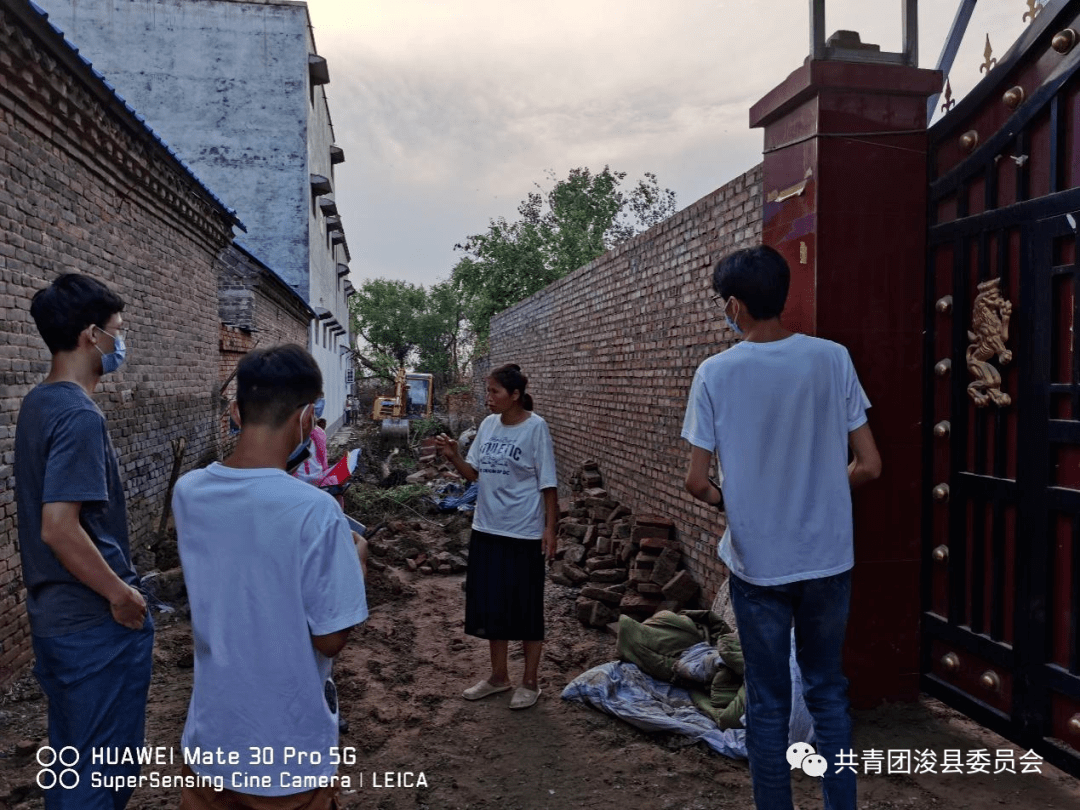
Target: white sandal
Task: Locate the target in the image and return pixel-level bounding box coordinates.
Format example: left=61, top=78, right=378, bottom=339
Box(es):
left=462, top=680, right=512, bottom=700
left=509, top=686, right=541, bottom=709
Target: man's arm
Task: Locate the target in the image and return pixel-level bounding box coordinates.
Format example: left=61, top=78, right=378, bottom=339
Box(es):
left=684, top=446, right=723, bottom=507
left=848, top=423, right=882, bottom=488
left=40, top=502, right=146, bottom=629
left=312, top=627, right=351, bottom=658
left=305, top=511, right=368, bottom=659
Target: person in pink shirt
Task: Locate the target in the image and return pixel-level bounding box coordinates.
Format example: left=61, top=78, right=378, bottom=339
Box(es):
left=314, top=417, right=330, bottom=470
left=292, top=400, right=328, bottom=484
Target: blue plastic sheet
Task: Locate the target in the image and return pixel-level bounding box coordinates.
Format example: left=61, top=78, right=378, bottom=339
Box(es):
left=434, top=481, right=478, bottom=513
left=561, top=634, right=814, bottom=759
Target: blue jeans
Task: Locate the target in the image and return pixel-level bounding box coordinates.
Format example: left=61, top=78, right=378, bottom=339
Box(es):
left=32, top=616, right=154, bottom=810
left=730, top=570, right=855, bottom=810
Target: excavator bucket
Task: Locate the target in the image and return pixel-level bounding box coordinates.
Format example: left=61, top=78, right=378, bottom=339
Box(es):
left=380, top=417, right=409, bottom=443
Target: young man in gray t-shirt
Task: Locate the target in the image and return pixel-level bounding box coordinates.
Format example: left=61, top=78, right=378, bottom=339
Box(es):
left=15, top=274, right=152, bottom=809
left=683, top=246, right=881, bottom=810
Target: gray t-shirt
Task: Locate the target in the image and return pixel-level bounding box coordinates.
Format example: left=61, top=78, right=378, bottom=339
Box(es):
left=15, top=382, right=138, bottom=637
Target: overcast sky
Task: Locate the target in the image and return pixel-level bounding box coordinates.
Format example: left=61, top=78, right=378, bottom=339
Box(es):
left=305, top=0, right=1033, bottom=288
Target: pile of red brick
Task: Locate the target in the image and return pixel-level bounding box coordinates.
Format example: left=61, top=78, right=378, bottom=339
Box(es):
left=550, top=461, right=699, bottom=629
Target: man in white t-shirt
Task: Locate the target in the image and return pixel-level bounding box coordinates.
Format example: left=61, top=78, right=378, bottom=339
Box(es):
left=682, top=246, right=881, bottom=810
left=173, top=344, right=367, bottom=809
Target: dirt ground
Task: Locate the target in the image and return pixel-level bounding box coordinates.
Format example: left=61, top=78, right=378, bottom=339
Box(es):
left=2, top=422, right=1079, bottom=809
left=1, top=563, right=1079, bottom=810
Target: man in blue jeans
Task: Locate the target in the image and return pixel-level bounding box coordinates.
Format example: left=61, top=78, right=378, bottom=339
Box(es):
left=682, top=246, right=881, bottom=810
left=15, top=274, right=153, bottom=809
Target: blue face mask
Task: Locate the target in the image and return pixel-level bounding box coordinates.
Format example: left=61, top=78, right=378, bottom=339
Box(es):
left=93, top=326, right=127, bottom=374
left=286, top=435, right=313, bottom=474
left=285, top=404, right=313, bottom=474
left=314, top=397, right=325, bottom=418
left=725, top=301, right=745, bottom=337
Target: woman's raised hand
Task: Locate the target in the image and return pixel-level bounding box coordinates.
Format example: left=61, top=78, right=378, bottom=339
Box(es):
left=435, top=433, right=458, bottom=459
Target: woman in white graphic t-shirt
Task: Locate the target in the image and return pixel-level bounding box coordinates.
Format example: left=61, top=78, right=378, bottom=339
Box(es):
left=436, top=363, right=559, bottom=711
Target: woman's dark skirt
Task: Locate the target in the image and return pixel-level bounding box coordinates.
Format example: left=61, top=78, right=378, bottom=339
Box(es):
left=464, top=529, right=545, bottom=641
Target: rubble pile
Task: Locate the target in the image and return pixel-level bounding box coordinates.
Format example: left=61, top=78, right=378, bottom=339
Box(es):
left=365, top=516, right=471, bottom=577
left=550, top=461, right=700, bottom=630
left=405, top=437, right=446, bottom=484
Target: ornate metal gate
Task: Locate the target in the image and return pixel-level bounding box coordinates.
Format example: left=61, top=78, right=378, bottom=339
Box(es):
left=923, top=1, right=1080, bottom=776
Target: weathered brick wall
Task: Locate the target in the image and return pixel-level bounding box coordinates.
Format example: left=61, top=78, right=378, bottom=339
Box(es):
left=0, top=3, right=235, bottom=682
left=218, top=242, right=312, bottom=341
left=482, top=166, right=762, bottom=604
left=217, top=325, right=255, bottom=458
left=216, top=244, right=311, bottom=451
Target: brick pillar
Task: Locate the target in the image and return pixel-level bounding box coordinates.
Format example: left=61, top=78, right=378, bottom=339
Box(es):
left=750, top=60, right=941, bottom=706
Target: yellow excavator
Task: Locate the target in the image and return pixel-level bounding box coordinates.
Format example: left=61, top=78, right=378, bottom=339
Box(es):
left=372, top=367, right=434, bottom=441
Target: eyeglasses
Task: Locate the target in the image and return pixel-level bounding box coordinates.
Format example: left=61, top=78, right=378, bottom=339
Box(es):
left=93, top=325, right=125, bottom=343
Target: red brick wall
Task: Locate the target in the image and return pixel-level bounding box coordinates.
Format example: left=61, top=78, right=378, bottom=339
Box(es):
left=0, top=4, right=235, bottom=681
left=481, top=166, right=762, bottom=603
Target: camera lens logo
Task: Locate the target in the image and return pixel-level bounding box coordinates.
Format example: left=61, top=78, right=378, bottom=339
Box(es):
left=36, top=746, right=80, bottom=790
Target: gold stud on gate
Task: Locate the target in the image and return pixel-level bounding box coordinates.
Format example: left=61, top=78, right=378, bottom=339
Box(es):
left=980, top=670, right=1001, bottom=693
left=960, top=130, right=979, bottom=153
left=941, top=652, right=960, bottom=674
left=933, top=420, right=951, bottom=439
left=936, top=295, right=953, bottom=314
left=932, top=545, right=949, bottom=563
left=1052, top=29, right=1078, bottom=54
left=933, top=484, right=950, bottom=503
left=935, top=358, right=952, bottom=377
left=1069, top=715, right=1080, bottom=736
left=1003, top=86, right=1025, bottom=110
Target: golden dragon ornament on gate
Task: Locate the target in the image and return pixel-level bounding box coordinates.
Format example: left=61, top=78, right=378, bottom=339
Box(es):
left=966, top=278, right=1013, bottom=407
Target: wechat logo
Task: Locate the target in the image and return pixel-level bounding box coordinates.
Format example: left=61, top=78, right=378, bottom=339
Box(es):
left=36, top=746, right=80, bottom=790
left=787, top=742, right=828, bottom=778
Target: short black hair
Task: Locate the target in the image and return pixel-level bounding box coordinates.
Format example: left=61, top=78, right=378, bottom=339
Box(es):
left=30, top=274, right=125, bottom=354
left=236, top=344, right=323, bottom=428
left=712, top=245, right=790, bottom=321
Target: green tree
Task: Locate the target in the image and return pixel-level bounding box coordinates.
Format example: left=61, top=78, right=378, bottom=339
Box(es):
left=453, top=166, right=676, bottom=340
left=414, top=279, right=466, bottom=384
left=347, top=278, right=427, bottom=381
left=347, top=277, right=466, bottom=386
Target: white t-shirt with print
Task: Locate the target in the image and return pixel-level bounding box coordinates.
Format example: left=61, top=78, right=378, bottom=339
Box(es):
left=466, top=412, right=558, bottom=539
left=172, top=463, right=368, bottom=795
left=681, top=333, right=871, bottom=586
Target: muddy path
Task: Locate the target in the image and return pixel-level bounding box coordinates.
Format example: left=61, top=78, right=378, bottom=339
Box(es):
left=2, top=560, right=1079, bottom=809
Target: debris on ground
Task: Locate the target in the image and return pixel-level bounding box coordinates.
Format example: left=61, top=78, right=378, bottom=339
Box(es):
left=3, top=421, right=1080, bottom=809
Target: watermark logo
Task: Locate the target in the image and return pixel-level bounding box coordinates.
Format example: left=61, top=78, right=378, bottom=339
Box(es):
left=36, top=746, right=80, bottom=790
left=784, top=744, right=1044, bottom=776
left=787, top=743, right=828, bottom=777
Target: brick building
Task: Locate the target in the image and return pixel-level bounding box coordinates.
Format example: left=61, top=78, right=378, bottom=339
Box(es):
left=42, top=0, right=357, bottom=430
left=217, top=241, right=315, bottom=450
left=479, top=166, right=763, bottom=602
left=0, top=0, right=244, bottom=681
